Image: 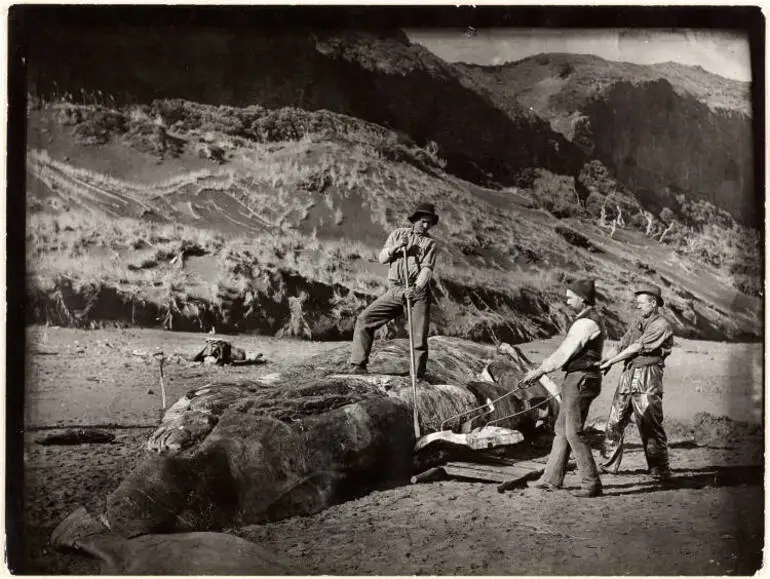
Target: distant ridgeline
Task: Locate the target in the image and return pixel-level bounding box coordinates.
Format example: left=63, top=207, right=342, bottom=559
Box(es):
left=27, top=27, right=756, bottom=227
left=456, top=53, right=755, bottom=226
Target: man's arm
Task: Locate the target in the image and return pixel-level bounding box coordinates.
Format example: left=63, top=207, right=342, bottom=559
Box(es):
left=377, top=231, right=405, bottom=264
left=523, top=319, right=600, bottom=383
left=413, top=267, right=432, bottom=290
left=413, top=241, right=438, bottom=291
left=599, top=342, right=643, bottom=370
left=595, top=325, right=633, bottom=366
left=600, top=317, right=673, bottom=370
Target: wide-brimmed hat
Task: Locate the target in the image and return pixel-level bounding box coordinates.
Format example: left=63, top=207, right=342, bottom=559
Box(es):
left=566, top=278, right=595, bottom=306
left=635, top=283, right=664, bottom=306
left=408, top=202, right=439, bottom=226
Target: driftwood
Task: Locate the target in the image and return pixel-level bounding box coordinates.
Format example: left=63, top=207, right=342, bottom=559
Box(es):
left=36, top=429, right=115, bottom=446
left=410, top=467, right=447, bottom=484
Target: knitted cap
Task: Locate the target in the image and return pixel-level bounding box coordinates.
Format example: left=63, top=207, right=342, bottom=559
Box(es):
left=566, top=278, right=596, bottom=305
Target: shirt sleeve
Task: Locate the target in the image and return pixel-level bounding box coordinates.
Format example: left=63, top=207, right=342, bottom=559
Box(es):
left=540, top=318, right=601, bottom=373
left=378, top=230, right=401, bottom=264
left=415, top=267, right=432, bottom=289
left=634, top=318, right=674, bottom=353
left=618, top=325, right=635, bottom=350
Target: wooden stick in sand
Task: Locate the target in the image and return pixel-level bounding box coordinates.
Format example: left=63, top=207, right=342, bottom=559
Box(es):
left=153, top=352, right=167, bottom=414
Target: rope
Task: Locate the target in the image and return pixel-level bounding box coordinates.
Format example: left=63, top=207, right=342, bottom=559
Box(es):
left=485, top=394, right=558, bottom=426
left=461, top=399, right=496, bottom=431
left=439, top=378, right=542, bottom=430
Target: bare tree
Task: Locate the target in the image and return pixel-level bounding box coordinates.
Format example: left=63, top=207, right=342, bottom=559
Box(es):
left=615, top=204, right=626, bottom=228
left=152, top=113, right=168, bottom=157
left=642, top=210, right=655, bottom=236
left=599, top=204, right=610, bottom=228
left=657, top=222, right=674, bottom=243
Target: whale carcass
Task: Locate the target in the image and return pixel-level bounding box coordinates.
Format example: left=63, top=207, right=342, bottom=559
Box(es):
left=64, top=337, right=558, bottom=544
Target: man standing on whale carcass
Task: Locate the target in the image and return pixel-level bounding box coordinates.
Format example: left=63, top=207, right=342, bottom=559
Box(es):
left=345, top=202, right=439, bottom=379
left=522, top=278, right=606, bottom=498
left=598, top=283, right=674, bottom=482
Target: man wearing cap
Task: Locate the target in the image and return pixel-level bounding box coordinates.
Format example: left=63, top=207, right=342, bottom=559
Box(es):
left=346, top=202, right=439, bottom=379
left=598, top=283, right=674, bottom=481
left=523, top=278, right=606, bottom=498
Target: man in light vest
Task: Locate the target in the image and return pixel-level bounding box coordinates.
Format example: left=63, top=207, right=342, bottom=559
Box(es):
left=345, top=202, right=439, bottom=379
left=598, top=283, right=674, bottom=481
left=523, top=278, right=606, bottom=498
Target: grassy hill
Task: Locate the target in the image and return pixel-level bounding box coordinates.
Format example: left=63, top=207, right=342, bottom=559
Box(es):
left=27, top=26, right=583, bottom=190
left=25, top=100, right=762, bottom=344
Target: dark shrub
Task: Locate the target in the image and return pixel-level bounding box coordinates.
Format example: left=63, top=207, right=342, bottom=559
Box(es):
left=554, top=225, right=598, bottom=252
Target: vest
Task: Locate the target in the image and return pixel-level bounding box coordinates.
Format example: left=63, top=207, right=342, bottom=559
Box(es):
left=625, top=313, right=673, bottom=369
left=563, top=308, right=605, bottom=374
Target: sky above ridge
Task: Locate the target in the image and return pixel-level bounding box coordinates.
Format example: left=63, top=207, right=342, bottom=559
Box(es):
left=405, top=29, right=751, bottom=82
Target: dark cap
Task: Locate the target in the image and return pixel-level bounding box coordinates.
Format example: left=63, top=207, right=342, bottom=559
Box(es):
left=566, top=279, right=596, bottom=305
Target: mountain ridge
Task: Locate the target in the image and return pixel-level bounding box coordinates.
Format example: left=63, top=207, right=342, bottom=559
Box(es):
left=455, top=52, right=754, bottom=224
left=455, top=53, right=750, bottom=114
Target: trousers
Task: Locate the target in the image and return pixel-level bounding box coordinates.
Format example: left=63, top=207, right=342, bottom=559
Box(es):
left=542, top=371, right=602, bottom=490
left=349, top=286, right=430, bottom=377
left=601, top=364, right=670, bottom=474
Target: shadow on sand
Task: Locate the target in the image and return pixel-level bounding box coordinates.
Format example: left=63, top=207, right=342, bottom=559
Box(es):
left=604, top=464, right=763, bottom=496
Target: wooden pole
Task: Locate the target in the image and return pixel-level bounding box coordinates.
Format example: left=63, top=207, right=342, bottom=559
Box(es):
left=403, top=247, right=421, bottom=440
left=154, top=352, right=167, bottom=412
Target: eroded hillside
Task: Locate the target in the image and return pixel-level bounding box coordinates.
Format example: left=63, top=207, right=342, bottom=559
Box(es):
left=27, top=27, right=581, bottom=188
left=25, top=102, right=762, bottom=343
